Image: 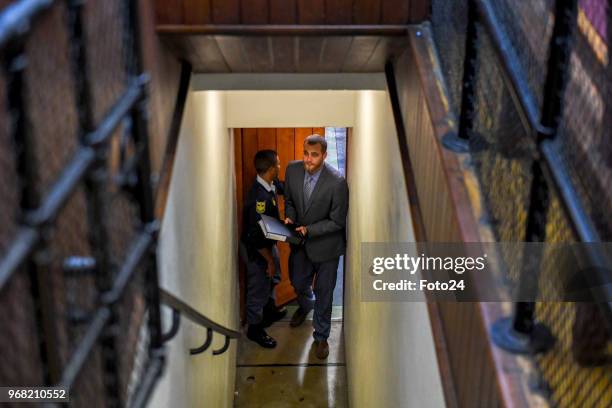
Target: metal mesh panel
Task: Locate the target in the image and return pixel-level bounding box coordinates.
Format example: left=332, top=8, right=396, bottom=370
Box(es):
left=537, top=2, right=612, bottom=405
left=69, top=345, right=107, bottom=408
left=83, top=0, right=129, bottom=123
left=0, top=71, right=20, bottom=255
left=0, top=268, right=44, bottom=389
left=24, top=2, right=79, bottom=196
left=556, top=2, right=611, bottom=240
left=536, top=191, right=611, bottom=407
left=107, top=126, right=142, bottom=263
left=52, top=189, right=105, bottom=408
left=104, top=127, right=149, bottom=401
left=117, top=264, right=147, bottom=403
left=431, top=1, right=611, bottom=407
left=431, top=0, right=468, bottom=115
left=0, top=0, right=158, bottom=406
left=494, top=0, right=555, bottom=107
left=470, top=31, right=536, bottom=283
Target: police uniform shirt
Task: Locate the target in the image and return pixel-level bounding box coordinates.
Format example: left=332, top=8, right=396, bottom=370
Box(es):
left=241, top=175, right=281, bottom=259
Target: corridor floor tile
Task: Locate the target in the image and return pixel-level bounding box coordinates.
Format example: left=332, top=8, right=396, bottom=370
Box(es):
left=237, top=321, right=345, bottom=366
left=234, top=366, right=348, bottom=408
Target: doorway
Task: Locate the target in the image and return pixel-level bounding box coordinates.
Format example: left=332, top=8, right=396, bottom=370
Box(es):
left=234, top=127, right=348, bottom=320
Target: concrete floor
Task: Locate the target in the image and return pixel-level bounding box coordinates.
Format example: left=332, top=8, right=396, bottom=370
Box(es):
left=234, top=306, right=348, bottom=407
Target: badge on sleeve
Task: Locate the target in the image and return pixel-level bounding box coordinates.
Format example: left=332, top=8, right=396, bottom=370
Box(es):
left=256, top=201, right=266, bottom=214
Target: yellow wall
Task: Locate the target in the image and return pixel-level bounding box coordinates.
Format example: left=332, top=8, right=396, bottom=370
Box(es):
left=344, top=91, right=446, bottom=408
left=225, top=90, right=356, bottom=128
left=152, top=91, right=239, bottom=408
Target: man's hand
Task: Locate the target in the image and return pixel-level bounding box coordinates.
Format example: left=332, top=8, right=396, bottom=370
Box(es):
left=295, top=226, right=308, bottom=236
left=284, top=217, right=293, bottom=225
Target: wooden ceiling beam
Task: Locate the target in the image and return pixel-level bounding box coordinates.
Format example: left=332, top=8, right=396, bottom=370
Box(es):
left=157, top=24, right=411, bottom=36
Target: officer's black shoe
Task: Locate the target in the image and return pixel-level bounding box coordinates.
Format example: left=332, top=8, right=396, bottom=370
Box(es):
left=261, top=307, right=287, bottom=328
left=247, top=325, right=277, bottom=348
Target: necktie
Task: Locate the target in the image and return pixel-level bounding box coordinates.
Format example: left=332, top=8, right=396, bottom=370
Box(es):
left=304, top=175, right=314, bottom=203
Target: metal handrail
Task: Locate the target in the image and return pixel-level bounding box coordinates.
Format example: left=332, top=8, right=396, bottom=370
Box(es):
left=160, top=288, right=241, bottom=340
left=160, top=288, right=239, bottom=356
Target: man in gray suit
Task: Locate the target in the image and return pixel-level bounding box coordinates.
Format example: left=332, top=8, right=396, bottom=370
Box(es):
left=284, top=134, right=349, bottom=359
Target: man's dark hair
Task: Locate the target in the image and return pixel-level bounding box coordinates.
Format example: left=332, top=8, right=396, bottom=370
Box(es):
left=304, top=134, right=327, bottom=154
left=254, top=149, right=278, bottom=175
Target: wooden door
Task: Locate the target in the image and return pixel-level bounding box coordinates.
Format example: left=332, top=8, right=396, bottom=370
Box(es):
left=234, top=127, right=325, bottom=316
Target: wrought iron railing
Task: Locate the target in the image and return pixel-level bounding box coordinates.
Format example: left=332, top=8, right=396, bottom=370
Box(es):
left=0, top=0, right=162, bottom=406
left=0, top=2, right=241, bottom=406
left=440, top=0, right=612, bottom=354
left=429, top=0, right=611, bottom=405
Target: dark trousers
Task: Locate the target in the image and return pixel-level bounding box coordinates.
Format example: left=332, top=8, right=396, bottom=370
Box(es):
left=240, top=243, right=280, bottom=325
left=289, top=247, right=339, bottom=341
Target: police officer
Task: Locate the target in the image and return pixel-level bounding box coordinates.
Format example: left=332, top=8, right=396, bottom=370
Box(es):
left=240, top=150, right=286, bottom=348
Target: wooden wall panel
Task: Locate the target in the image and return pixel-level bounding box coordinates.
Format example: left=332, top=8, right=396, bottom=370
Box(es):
left=257, top=128, right=277, bottom=151
left=294, top=128, right=312, bottom=158
left=395, top=43, right=479, bottom=406
left=382, top=0, right=411, bottom=24
left=325, top=0, right=353, bottom=24
left=410, top=0, right=430, bottom=22
left=411, top=102, right=461, bottom=242
left=215, top=36, right=252, bottom=72
left=363, top=37, right=407, bottom=71
left=155, top=0, right=430, bottom=24
left=319, top=37, right=354, bottom=72
left=183, top=0, right=211, bottom=24
left=276, top=128, right=296, bottom=180
left=353, top=0, right=381, bottom=24
left=271, top=37, right=297, bottom=72
left=160, top=34, right=408, bottom=73
left=155, top=0, right=184, bottom=24
left=297, top=37, right=325, bottom=72
left=242, top=37, right=274, bottom=71
left=241, top=128, right=259, bottom=199
left=184, top=36, right=230, bottom=72
left=341, top=37, right=381, bottom=71
left=211, top=0, right=240, bottom=23
left=297, top=0, right=325, bottom=24
left=269, top=0, right=297, bottom=23
left=241, top=0, right=268, bottom=24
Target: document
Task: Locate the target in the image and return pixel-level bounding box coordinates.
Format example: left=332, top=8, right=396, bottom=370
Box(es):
left=258, top=214, right=304, bottom=245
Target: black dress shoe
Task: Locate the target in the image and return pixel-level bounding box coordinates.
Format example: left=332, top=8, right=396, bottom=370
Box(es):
left=247, top=326, right=277, bottom=348
left=261, top=307, right=288, bottom=328
left=290, top=307, right=309, bottom=327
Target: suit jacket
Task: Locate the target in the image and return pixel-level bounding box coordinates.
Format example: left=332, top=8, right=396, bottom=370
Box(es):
left=284, top=161, right=349, bottom=263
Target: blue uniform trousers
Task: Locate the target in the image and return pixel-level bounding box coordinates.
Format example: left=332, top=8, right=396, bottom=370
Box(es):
left=240, top=243, right=281, bottom=325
